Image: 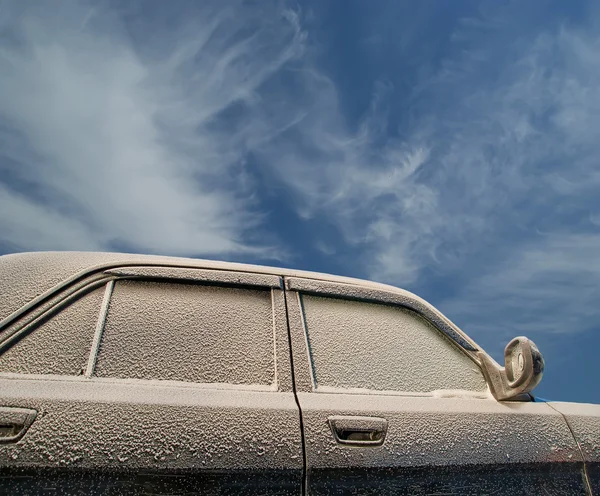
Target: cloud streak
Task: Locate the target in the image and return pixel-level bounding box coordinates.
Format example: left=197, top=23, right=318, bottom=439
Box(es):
left=0, top=0, right=303, bottom=257
left=248, top=3, right=600, bottom=343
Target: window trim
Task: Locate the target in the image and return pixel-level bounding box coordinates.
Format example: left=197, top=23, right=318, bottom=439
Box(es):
left=285, top=277, right=489, bottom=395
left=1, top=267, right=281, bottom=352
left=0, top=267, right=292, bottom=393
left=0, top=280, right=109, bottom=357
left=0, top=264, right=282, bottom=333
left=104, top=266, right=282, bottom=289
left=286, top=277, right=479, bottom=352
left=92, top=278, right=282, bottom=390
left=85, top=280, right=114, bottom=378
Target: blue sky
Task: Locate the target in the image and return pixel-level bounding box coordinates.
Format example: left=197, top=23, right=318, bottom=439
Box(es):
left=1, top=0, right=599, bottom=404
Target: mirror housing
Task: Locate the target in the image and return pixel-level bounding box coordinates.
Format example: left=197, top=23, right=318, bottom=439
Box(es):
left=478, top=337, right=544, bottom=401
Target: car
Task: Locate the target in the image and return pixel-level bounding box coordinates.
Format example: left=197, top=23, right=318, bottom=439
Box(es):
left=0, top=251, right=597, bottom=495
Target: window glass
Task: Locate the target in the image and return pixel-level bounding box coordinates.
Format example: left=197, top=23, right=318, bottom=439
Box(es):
left=301, top=294, right=487, bottom=393
left=0, top=288, right=104, bottom=375
left=94, top=280, right=275, bottom=385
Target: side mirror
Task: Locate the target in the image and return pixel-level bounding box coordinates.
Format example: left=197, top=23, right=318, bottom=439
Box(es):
left=478, top=337, right=545, bottom=401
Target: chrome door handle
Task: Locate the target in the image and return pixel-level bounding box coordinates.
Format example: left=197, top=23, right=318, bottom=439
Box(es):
left=0, top=407, right=37, bottom=443
left=328, top=416, right=387, bottom=446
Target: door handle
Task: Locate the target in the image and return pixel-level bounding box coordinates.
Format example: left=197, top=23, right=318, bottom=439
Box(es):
left=328, top=416, right=388, bottom=446
left=0, top=407, right=37, bottom=443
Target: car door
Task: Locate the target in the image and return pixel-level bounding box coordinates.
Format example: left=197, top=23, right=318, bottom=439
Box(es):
left=0, top=265, right=303, bottom=495
left=284, top=277, right=587, bottom=495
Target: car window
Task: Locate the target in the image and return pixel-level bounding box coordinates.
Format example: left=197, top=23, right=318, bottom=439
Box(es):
left=300, top=294, right=487, bottom=393
left=0, top=288, right=104, bottom=375
left=93, top=280, right=275, bottom=386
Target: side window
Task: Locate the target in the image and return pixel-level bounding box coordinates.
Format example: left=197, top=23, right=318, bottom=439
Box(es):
left=300, top=294, right=487, bottom=393
left=93, top=280, right=275, bottom=386
left=0, top=288, right=104, bottom=375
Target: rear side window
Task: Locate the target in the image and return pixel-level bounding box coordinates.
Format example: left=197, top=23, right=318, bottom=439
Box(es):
left=0, top=288, right=104, bottom=375
left=300, top=294, right=487, bottom=393
left=93, top=280, right=275, bottom=386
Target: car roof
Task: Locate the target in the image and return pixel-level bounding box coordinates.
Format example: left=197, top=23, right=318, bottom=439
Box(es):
left=0, top=251, right=422, bottom=322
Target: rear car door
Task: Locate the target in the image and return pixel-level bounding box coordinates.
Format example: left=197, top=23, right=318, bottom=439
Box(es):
left=0, top=265, right=302, bottom=495
left=285, top=277, right=587, bottom=495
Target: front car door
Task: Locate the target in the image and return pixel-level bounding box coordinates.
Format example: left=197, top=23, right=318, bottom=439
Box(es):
left=284, top=277, right=587, bottom=495
left=0, top=263, right=302, bottom=494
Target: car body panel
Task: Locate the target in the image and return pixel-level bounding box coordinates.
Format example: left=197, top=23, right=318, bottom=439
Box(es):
left=549, top=401, right=600, bottom=494
left=297, top=392, right=587, bottom=495
left=0, top=376, right=302, bottom=490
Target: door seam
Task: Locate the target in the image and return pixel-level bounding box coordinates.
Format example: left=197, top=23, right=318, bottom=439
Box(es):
left=282, top=282, right=308, bottom=496
left=545, top=402, right=593, bottom=495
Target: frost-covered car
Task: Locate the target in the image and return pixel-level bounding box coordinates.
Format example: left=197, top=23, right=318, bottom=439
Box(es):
left=0, top=252, right=598, bottom=495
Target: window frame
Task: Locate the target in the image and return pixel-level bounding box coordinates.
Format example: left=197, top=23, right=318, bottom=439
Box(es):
left=284, top=276, right=489, bottom=395
left=0, top=265, right=293, bottom=393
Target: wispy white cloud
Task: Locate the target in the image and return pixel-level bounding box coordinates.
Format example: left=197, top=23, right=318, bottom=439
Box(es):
left=427, top=18, right=600, bottom=339
left=440, top=232, right=600, bottom=349
left=249, top=4, right=600, bottom=340
left=0, top=0, right=304, bottom=257
left=254, top=75, right=440, bottom=282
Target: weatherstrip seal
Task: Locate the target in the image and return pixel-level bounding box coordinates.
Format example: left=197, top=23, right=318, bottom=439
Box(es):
left=85, top=280, right=114, bottom=377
